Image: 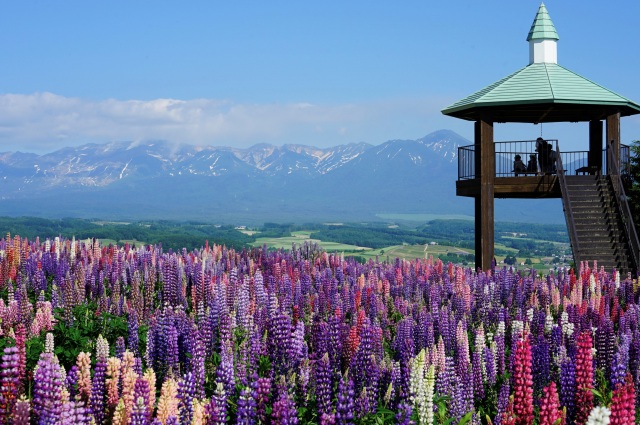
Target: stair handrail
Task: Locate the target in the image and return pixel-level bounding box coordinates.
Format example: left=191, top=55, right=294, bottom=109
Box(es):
left=606, top=140, right=640, bottom=273
left=555, top=141, right=582, bottom=266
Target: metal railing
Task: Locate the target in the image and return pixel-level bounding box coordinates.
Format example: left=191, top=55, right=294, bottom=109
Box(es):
left=457, top=140, right=630, bottom=180
left=606, top=140, right=640, bottom=273
left=555, top=144, right=582, bottom=266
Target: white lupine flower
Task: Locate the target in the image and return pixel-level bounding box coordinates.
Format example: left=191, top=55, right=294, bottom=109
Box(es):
left=545, top=314, right=554, bottom=333
left=511, top=320, right=524, bottom=339
left=526, top=308, right=534, bottom=323
left=586, top=406, right=611, bottom=425
left=496, top=321, right=505, bottom=336
left=45, top=332, right=55, bottom=353
left=409, top=350, right=428, bottom=425
left=615, top=271, right=620, bottom=289
left=425, top=364, right=435, bottom=425
left=96, top=334, right=109, bottom=360
left=589, top=274, right=596, bottom=293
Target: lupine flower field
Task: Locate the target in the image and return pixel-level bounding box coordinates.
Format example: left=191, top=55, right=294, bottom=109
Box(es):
left=0, top=234, right=639, bottom=424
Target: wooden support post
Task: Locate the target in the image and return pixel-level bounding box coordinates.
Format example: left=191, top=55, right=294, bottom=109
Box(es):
left=474, top=120, right=494, bottom=271
left=589, top=120, right=603, bottom=172
left=607, top=113, right=620, bottom=173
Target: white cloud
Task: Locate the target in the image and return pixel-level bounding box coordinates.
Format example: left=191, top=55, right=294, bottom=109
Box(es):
left=0, top=92, right=453, bottom=153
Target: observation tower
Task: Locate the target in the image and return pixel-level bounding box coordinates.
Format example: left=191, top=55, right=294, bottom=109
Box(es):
left=442, top=3, right=640, bottom=273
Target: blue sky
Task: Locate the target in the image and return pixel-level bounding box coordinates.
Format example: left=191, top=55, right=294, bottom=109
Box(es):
left=1, top=1, right=639, bottom=153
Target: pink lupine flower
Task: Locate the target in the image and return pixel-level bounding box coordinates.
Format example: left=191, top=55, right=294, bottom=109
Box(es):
left=76, top=352, right=92, bottom=403
left=539, top=381, right=564, bottom=425
left=106, top=357, right=122, bottom=411
left=156, top=377, right=179, bottom=425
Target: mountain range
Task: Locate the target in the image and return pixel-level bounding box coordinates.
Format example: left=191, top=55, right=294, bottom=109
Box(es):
left=0, top=129, right=564, bottom=224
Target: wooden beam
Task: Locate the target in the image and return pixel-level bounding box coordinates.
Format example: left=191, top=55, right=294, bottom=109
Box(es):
left=588, top=120, right=603, bottom=171
left=607, top=113, right=620, bottom=172
left=474, top=120, right=494, bottom=271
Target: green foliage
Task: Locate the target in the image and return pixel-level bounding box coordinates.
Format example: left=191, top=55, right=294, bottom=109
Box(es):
left=51, top=303, right=129, bottom=370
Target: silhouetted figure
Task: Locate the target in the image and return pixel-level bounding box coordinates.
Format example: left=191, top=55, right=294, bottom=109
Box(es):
left=513, top=154, right=526, bottom=175
left=527, top=154, right=538, bottom=173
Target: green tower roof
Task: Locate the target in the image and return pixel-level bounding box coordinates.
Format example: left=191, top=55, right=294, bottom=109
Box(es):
left=441, top=63, right=640, bottom=122
left=527, top=3, right=559, bottom=41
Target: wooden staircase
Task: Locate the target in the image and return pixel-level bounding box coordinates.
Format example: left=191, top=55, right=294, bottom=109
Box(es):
left=561, top=175, right=635, bottom=273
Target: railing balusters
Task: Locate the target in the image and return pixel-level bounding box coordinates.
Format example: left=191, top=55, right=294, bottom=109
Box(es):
left=456, top=141, right=630, bottom=180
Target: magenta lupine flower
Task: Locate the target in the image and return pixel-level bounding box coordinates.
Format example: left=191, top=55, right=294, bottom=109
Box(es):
left=14, top=323, right=26, bottom=394
left=512, top=335, right=533, bottom=425
left=538, top=381, right=564, bottom=425
left=575, top=331, right=594, bottom=425
left=609, top=374, right=635, bottom=425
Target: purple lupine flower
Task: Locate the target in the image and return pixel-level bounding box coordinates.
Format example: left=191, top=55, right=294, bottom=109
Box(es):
left=64, top=364, right=79, bottom=399
left=493, top=381, right=510, bottom=425
left=596, top=319, right=615, bottom=383
left=610, top=332, right=631, bottom=389
left=115, top=336, right=126, bottom=360
left=130, top=396, right=150, bottom=425
left=349, top=325, right=380, bottom=416
left=178, top=371, right=196, bottom=425
left=128, top=309, right=140, bottom=356
left=471, top=350, right=484, bottom=401
left=13, top=396, right=30, bottom=425
left=271, top=384, right=298, bottom=425
left=133, top=377, right=151, bottom=424
left=532, top=334, right=550, bottom=401
left=166, top=323, right=180, bottom=377
left=315, top=352, right=333, bottom=417
left=335, top=374, right=355, bottom=425
left=216, top=344, right=235, bottom=399
left=483, top=346, right=496, bottom=386
left=236, top=385, right=258, bottom=425
left=395, top=401, right=415, bottom=425
left=32, top=352, right=64, bottom=425
left=256, top=376, right=272, bottom=424
left=60, top=400, right=91, bottom=425
left=205, top=383, right=227, bottom=425
left=559, top=357, right=576, bottom=424
left=0, top=345, right=20, bottom=423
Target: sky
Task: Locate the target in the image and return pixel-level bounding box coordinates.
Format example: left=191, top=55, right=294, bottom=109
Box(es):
left=1, top=1, right=639, bottom=154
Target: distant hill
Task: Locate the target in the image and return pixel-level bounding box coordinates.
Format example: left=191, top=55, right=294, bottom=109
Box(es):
left=0, top=130, right=564, bottom=224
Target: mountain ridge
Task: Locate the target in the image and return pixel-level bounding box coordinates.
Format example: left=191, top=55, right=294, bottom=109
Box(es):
left=0, top=129, right=564, bottom=224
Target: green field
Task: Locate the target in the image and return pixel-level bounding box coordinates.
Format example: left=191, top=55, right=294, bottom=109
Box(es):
left=251, top=230, right=568, bottom=271
left=250, top=231, right=370, bottom=251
